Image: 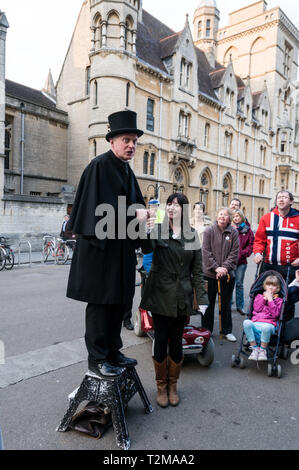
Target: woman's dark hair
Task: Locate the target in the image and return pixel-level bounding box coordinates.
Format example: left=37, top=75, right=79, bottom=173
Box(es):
left=165, top=192, right=191, bottom=231
left=193, top=201, right=205, bottom=212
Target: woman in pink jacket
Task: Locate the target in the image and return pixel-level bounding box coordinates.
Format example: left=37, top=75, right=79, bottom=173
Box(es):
left=243, top=274, right=283, bottom=361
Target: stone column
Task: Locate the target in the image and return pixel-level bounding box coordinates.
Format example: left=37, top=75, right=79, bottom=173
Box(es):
left=0, top=11, right=9, bottom=201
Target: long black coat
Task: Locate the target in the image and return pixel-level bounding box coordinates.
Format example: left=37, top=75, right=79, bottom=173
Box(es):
left=66, top=150, right=145, bottom=305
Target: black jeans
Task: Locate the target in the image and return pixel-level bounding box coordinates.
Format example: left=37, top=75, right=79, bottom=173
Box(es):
left=152, top=313, right=186, bottom=363
left=202, top=277, right=235, bottom=335
left=123, top=299, right=133, bottom=323
left=85, top=303, right=125, bottom=364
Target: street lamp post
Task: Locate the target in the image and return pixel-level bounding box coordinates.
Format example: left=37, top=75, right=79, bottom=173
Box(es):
left=147, top=183, right=165, bottom=200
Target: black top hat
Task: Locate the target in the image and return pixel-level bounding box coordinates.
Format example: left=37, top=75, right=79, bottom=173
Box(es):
left=106, top=110, right=144, bottom=142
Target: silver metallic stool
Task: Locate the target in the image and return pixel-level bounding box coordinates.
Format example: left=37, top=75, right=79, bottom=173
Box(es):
left=56, top=366, right=153, bottom=450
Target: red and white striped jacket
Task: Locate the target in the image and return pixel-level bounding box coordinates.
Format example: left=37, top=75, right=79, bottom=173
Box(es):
left=253, top=207, right=299, bottom=266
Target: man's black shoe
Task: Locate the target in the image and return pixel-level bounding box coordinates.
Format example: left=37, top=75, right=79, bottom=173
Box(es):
left=124, top=320, right=134, bottom=331
left=109, top=351, right=137, bottom=367
left=88, top=361, right=125, bottom=377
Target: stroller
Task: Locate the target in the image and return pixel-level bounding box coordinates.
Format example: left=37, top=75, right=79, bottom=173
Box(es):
left=134, top=264, right=215, bottom=367
left=231, top=269, right=289, bottom=378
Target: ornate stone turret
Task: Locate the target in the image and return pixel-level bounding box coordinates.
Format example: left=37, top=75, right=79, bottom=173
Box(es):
left=90, top=0, right=142, bottom=54
left=88, top=0, right=143, bottom=156
left=193, top=0, right=220, bottom=68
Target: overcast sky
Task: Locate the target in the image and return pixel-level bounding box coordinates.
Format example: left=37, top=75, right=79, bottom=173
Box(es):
left=0, top=0, right=297, bottom=90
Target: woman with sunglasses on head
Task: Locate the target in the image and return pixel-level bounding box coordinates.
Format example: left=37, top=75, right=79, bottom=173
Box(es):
left=140, top=193, right=208, bottom=408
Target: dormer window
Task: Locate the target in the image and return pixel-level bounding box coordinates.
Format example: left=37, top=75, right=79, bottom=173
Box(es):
left=179, top=111, right=190, bottom=138
left=180, top=58, right=192, bottom=90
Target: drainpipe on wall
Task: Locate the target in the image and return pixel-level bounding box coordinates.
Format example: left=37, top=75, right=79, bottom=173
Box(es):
left=157, top=80, right=163, bottom=200
left=216, top=108, right=222, bottom=210
left=20, top=102, right=25, bottom=194
left=251, top=126, right=257, bottom=227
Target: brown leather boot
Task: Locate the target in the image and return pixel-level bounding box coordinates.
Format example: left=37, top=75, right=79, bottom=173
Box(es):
left=153, top=358, right=169, bottom=408
left=168, top=357, right=183, bottom=406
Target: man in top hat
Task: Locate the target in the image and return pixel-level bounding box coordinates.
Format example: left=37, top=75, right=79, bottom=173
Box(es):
left=66, top=110, right=146, bottom=377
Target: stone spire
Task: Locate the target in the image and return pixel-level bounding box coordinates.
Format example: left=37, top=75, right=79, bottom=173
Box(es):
left=42, top=69, right=56, bottom=102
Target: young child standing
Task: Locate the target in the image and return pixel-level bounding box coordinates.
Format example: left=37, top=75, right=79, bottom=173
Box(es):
left=243, top=275, right=283, bottom=361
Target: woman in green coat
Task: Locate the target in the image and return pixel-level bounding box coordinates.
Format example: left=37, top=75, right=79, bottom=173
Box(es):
left=140, top=193, right=208, bottom=408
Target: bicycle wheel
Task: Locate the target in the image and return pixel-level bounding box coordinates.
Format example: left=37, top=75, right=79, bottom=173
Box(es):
left=0, top=247, right=6, bottom=271
left=56, top=244, right=69, bottom=265
left=4, top=247, right=14, bottom=270
left=42, top=244, right=50, bottom=263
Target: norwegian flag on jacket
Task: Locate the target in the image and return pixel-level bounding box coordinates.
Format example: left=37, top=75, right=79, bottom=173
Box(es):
left=253, top=207, right=299, bottom=265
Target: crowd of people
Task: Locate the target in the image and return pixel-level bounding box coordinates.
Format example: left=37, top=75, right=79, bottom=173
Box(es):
left=65, top=110, right=299, bottom=413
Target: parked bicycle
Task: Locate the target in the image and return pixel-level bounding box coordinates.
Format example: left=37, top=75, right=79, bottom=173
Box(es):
left=42, top=236, right=73, bottom=265
left=0, top=237, right=15, bottom=271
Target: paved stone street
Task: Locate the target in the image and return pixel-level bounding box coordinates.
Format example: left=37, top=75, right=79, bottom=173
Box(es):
left=0, top=258, right=298, bottom=451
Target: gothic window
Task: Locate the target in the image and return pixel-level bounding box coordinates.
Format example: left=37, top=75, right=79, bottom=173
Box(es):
left=201, top=172, right=208, bottom=187
left=280, top=132, right=287, bottom=154
left=260, top=146, right=266, bottom=166
left=259, top=179, right=265, bottom=194
left=124, top=16, right=134, bottom=51
left=179, top=58, right=192, bottom=89
left=200, top=170, right=210, bottom=213
left=93, top=140, right=97, bottom=157
left=5, top=116, right=13, bottom=170
left=244, top=139, right=249, bottom=161
left=107, top=11, right=120, bottom=49
left=204, top=123, right=210, bottom=148
left=257, top=208, right=264, bottom=222
left=222, top=175, right=231, bottom=206
left=243, top=175, right=247, bottom=191
left=146, top=99, right=155, bottom=132
left=174, top=168, right=183, bottom=183
left=126, top=82, right=130, bottom=107
left=224, top=131, right=232, bottom=156
left=143, top=151, right=149, bottom=174
left=179, top=111, right=190, bottom=138
left=86, top=66, right=90, bottom=96
left=173, top=167, right=184, bottom=193
left=94, top=80, right=98, bottom=106
left=206, top=19, right=211, bottom=37
left=198, top=21, right=202, bottom=39
left=283, top=42, right=292, bottom=78
left=246, top=104, right=250, bottom=122
left=150, top=153, right=155, bottom=176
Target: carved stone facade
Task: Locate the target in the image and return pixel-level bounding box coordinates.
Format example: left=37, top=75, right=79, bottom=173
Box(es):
left=1, top=0, right=298, bottom=238
left=55, top=0, right=298, bottom=228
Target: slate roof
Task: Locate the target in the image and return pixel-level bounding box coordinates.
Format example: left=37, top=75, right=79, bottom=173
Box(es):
left=160, top=32, right=181, bottom=59
left=5, top=79, right=66, bottom=114
left=136, top=10, right=176, bottom=73
left=137, top=10, right=219, bottom=102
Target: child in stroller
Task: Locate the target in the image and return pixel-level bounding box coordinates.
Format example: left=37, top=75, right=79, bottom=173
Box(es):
left=243, top=274, right=283, bottom=361
left=232, top=270, right=288, bottom=378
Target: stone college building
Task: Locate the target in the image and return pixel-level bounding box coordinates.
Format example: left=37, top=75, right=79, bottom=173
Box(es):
left=0, top=0, right=298, bottom=240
